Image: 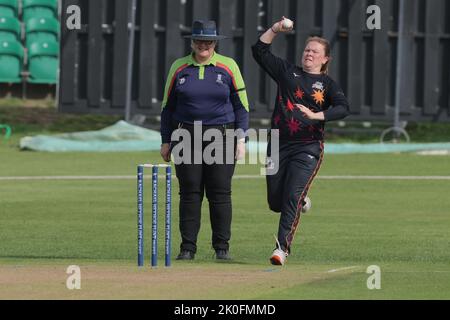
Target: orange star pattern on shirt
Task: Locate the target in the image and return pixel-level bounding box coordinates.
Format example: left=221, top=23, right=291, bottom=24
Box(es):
left=311, top=89, right=325, bottom=106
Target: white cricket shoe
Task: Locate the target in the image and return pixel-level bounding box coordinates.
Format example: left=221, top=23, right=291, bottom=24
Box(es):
left=301, top=196, right=311, bottom=213
left=270, top=248, right=287, bottom=266
left=270, top=236, right=288, bottom=266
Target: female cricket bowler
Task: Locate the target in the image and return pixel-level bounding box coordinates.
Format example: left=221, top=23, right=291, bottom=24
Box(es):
left=252, top=17, right=350, bottom=265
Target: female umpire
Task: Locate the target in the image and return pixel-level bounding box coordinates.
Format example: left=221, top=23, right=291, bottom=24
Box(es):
left=160, top=20, right=249, bottom=261
left=252, top=17, right=350, bottom=266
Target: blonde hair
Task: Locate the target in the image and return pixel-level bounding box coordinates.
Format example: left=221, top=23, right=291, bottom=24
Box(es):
left=305, top=36, right=331, bottom=74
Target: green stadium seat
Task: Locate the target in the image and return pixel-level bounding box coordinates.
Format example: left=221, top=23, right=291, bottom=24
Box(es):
left=0, top=40, right=23, bottom=83
left=0, top=0, right=18, bottom=17
left=22, top=0, right=57, bottom=23
left=25, top=16, right=59, bottom=48
left=0, top=16, right=21, bottom=42
left=27, top=40, right=58, bottom=84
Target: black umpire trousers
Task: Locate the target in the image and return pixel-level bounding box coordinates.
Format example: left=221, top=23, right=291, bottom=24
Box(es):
left=266, top=139, right=324, bottom=253
left=171, top=122, right=236, bottom=253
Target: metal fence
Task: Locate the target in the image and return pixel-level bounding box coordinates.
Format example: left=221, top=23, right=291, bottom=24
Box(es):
left=59, top=0, right=450, bottom=122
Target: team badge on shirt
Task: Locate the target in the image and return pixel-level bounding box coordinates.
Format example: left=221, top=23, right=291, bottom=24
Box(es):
left=179, top=77, right=186, bottom=85
left=311, top=81, right=325, bottom=106
left=312, top=81, right=324, bottom=91
left=216, top=74, right=223, bottom=84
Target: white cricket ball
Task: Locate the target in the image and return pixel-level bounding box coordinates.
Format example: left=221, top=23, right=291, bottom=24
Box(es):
left=282, top=18, right=293, bottom=29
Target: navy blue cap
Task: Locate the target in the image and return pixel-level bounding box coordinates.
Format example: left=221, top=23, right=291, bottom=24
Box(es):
left=184, top=20, right=228, bottom=40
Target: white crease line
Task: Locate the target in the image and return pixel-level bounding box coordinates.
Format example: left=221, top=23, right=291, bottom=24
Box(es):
left=0, top=175, right=136, bottom=180
left=327, top=266, right=360, bottom=273
left=318, top=175, right=450, bottom=180
left=1, top=175, right=450, bottom=181
left=235, top=175, right=450, bottom=180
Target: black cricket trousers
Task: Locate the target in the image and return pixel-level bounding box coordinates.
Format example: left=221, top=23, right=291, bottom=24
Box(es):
left=171, top=123, right=236, bottom=253
left=266, top=139, right=324, bottom=253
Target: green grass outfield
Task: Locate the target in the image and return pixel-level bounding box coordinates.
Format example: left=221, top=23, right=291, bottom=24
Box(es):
left=1, top=135, right=450, bottom=299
